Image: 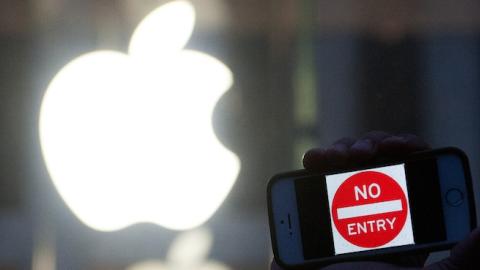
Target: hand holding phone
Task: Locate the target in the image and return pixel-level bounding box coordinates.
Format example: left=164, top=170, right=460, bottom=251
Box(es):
left=269, top=132, right=478, bottom=269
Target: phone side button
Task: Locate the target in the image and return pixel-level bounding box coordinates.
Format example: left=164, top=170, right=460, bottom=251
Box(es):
left=446, top=188, right=464, bottom=207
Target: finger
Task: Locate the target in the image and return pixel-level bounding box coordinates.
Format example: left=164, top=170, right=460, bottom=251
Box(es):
left=272, top=260, right=407, bottom=270
left=303, top=147, right=328, bottom=171
left=425, top=227, right=480, bottom=270
left=348, top=131, right=392, bottom=163
left=303, top=145, right=349, bottom=171
left=303, top=137, right=355, bottom=171
left=398, top=134, right=431, bottom=151
left=324, top=138, right=354, bottom=167
left=377, top=136, right=410, bottom=156
left=303, top=133, right=429, bottom=171
left=349, top=138, right=376, bottom=162
left=270, top=260, right=283, bottom=270
left=361, top=130, right=392, bottom=144
left=322, top=261, right=406, bottom=270
left=333, top=137, right=357, bottom=147
left=377, top=134, right=430, bottom=157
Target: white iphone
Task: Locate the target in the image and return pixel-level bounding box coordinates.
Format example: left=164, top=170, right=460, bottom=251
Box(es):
left=267, top=147, right=477, bottom=269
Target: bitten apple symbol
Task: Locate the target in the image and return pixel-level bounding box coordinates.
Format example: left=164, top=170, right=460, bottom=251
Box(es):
left=39, top=0, right=240, bottom=231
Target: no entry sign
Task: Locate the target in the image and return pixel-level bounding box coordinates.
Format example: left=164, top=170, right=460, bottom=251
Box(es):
left=326, top=164, right=414, bottom=255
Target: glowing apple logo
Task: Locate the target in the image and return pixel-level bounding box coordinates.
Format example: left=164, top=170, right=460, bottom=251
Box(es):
left=39, top=0, right=240, bottom=231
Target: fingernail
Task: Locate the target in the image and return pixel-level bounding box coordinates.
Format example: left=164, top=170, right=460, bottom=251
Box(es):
left=351, top=139, right=373, bottom=153
left=326, top=145, right=349, bottom=165
left=332, top=143, right=349, bottom=152
left=387, top=135, right=405, bottom=142
left=303, top=148, right=326, bottom=170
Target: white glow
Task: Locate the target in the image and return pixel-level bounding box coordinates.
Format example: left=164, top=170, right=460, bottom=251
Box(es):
left=126, top=228, right=230, bottom=270
left=129, top=1, right=195, bottom=61
left=39, top=0, right=240, bottom=231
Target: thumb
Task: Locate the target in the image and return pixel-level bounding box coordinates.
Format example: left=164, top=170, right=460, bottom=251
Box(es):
left=425, top=227, right=480, bottom=270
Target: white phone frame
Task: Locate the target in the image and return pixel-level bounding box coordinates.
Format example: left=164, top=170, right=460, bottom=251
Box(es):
left=268, top=148, right=476, bottom=268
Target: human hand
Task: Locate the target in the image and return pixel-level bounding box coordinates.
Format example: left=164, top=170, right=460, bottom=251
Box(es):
left=302, top=131, right=430, bottom=172
left=272, top=228, right=480, bottom=270
left=272, top=131, right=480, bottom=270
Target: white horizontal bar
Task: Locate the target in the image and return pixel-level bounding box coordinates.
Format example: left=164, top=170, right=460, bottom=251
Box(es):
left=337, top=199, right=403, bottom=219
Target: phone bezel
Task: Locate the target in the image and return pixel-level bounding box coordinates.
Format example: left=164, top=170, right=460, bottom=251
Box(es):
left=267, top=147, right=477, bottom=269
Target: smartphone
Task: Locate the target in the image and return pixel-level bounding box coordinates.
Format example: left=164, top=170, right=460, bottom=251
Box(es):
left=267, top=147, right=477, bottom=269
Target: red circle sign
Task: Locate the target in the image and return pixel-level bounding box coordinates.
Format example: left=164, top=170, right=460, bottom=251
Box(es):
left=331, top=171, right=408, bottom=248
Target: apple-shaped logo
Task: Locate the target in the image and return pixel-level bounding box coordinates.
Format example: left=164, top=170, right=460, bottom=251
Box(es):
left=39, top=0, right=240, bottom=231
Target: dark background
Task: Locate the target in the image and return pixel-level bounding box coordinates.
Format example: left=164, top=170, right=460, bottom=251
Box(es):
left=0, top=0, right=479, bottom=269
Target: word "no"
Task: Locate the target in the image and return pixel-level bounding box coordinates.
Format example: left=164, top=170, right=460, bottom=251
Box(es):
left=354, top=183, right=380, bottom=201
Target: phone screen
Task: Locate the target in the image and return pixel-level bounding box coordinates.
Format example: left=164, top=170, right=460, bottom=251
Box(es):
left=295, top=157, right=446, bottom=259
